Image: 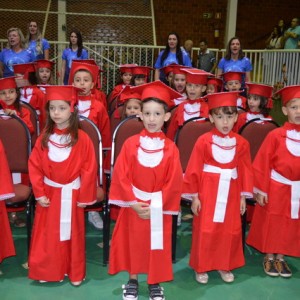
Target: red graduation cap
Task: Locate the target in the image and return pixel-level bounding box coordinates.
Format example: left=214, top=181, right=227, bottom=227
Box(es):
left=160, top=64, right=188, bottom=75
left=181, top=68, right=211, bottom=84
left=68, top=61, right=100, bottom=86
left=275, top=85, right=300, bottom=106
left=131, top=66, right=154, bottom=76
left=13, top=63, right=36, bottom=79
left=130, top=80, right=182, bottom=108
left=0, top=76, right=17, bottom=90
left=42, top=85, right=82, bottom=112
left=119, top=64, right=138, bottom=74
left=35, top=59, right=55, bottom=70
left=206, top=91, right=240, bottom=110
left=246, top=82, right=274, bottom=108
left=119, top=85, right=141, bottom=104
left=207, top=76, right=223, bottom=89
left=222, top=71, right=244, bottom=82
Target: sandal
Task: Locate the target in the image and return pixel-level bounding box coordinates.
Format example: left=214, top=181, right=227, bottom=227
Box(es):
left=195, top=271, right=209, bottom=284
left=9, top=213, right=26, bottom=228
left=218, top=270, right=234, bottom=283
left=148, top=284, right=165, bottom=300
left=122, top=279, right=138, bottom=300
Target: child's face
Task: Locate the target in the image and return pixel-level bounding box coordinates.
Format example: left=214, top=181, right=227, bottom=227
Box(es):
left=134, top=77, right=146, bottom=86
left=121, top=72, right=132, bottom=85
left=173, top=74, right=186, bottom=93
left=38, top=68, right=51, bottom=84
left=282, top=98, right=300, bottom=125
left=140, top=101, right=171, bottom=133
left=73, top=71, right=94, bottom=96
left=247, top=94, right=261, bottom=112
left=225, top=80, right=241, bottom=91
left=209, top=110, right=238, bottom=135
left=206, top=84, right=216, bottom=95
left=0, top=88, right=17, bottom=106
left=49, top=100, right=71, bottom=129
left=186, top=82, right=206, bottom=100
left=125, top=98, right=141, bottom=117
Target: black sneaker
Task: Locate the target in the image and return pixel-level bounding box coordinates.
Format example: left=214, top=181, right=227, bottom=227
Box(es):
left=263, top=258, right=279, bottom=277
left=148, top=284, right=165, bottom=300
left=275, top=259, right=292, bottom=278
left=122, top=279, right=138, bottom=300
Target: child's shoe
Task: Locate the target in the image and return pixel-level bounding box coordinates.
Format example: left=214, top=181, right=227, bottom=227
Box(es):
left=275, top=259, right=292, bottom=278
left=218, top=270, right=234, bottom=283
left=88, top=211, right=103, bottom=230
left=195, top=271, right=208, bottom=284
left=263, top=257, right=279, bottom=277
left=122, top=279, right=138, bottom=300
left=148, top=284, right=165, bottom=300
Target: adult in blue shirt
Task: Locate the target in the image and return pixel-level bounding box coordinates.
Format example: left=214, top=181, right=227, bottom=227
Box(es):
left=25, top=21, right=50, bottom=60
left=60, top=29, right=88, bottom=85
left=154, top=32, right=192, bottom=84
left=282, top=18, right=300, bottom=49
left=0, top=27, right=34, bottom=78
left=217, top=37, right=252, bottom=84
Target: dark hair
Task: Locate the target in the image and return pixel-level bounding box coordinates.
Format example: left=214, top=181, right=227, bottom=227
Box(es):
left=130, top=74, right=147, bottom=86
left=27, top=71, right=38, bottom=85
left=41, top=102, right=80, bottom=148
left=199, top=39, right=208, bottom=45
left=160, top=32, right=183, bottom=65
left=209, top=106, right=238, bottom=115
left=142, top=98, right=169, bottom=113
left=225, top=37, right=244, bottom=60
left=69, top=29, right=84, bottom=57
left=246, top=94, right=271, bottom=116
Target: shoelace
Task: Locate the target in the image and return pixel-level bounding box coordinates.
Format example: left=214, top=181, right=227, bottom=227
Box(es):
left=123, top=282, right=138, bottom=297
left=149, top=285, right=164, bottom=299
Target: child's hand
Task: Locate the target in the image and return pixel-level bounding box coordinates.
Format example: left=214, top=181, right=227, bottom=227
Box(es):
left=77, top=203, right=86, bottom=208
left=255, top=193, right=268, bottom=206
left=4, top=108, right=17, bottom=116
left=240, top=195, right=246, bottom=215
left=38, top=196, right=50, bottom=207
left=131, top=202, right=150, bottom=219
left=191, top=195, right=201, bottom=216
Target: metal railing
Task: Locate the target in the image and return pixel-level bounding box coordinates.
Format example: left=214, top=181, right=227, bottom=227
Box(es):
left=1, top=40, right=299, bottom=95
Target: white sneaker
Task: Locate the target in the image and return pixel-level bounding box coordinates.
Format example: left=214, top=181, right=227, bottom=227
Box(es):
left=88, top=211, right=103, bottom=230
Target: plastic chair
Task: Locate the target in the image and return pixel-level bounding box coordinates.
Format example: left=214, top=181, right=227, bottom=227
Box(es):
left=109, top=105, right=124, bottom=136
left=172, top=117, right=213, bottom=261
left=79, top=115, right=108, bottom=265
left=0, top=113, right=34, bottom=255
left=238, top=117, right=280, bottom=247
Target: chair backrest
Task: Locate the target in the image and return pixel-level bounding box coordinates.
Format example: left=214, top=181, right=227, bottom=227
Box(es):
left=110, top=105, right=124, bottom=136
left=239, top=118, right=280, bottom=161
left=21, top=101, right=39, bottom=146
left=0, top=114, right=31, bottom=173
left=164, top=104, right=178, bottom=132
left=111, top=115, right=144, bottom=174
left=175, top=117, right=213, bottom=172
left=79, top=115, right=103, bottom=185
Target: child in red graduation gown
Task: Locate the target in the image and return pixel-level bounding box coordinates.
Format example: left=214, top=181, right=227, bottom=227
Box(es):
left=108, top=81, right=183, bottom=300
left=247, top=85, right=300, bottom=278
left=234, top=82, right=273, bottom=133
left=183, top=92, right=253, bottom=284
left=167, top=68, right=210, bottom=141
left=28, top=86, right=97, bottom=286
left=0, top=139, right=16, bottom=270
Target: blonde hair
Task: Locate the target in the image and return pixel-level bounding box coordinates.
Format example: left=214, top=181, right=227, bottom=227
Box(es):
left=25, top=21, right=43, bottom=55
left=6, top=28, right=26, bottom=49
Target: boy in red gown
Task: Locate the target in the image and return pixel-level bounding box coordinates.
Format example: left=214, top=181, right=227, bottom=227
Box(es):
left=108, top=81, right=183, bottom=300
left=247, top=85, right=300, bottom=278
left=183, top=92, right=253, bottom=284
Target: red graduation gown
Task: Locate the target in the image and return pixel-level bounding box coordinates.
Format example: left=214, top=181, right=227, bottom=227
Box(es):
left=108, top=129, right=183, bottom=284
left=183, top=128, right=253, bottom=272
left=247, top=122, right=300, bottom=257
left=0, top=140, right=16, bottom=263
left=166, top=99, right=209, bottom=141
left=28, top=129, right=97, bottom=282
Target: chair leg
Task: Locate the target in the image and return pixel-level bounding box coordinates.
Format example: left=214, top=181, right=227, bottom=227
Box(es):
left=26, top=196, right=33, bottom=257
left=102, top=198, right=110, bottom=266
left=172, top=214, right=178, bottom=263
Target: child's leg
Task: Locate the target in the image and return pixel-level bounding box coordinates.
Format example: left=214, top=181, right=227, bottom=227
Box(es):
left=263, top=253, right=279, bottom=277
left=123, top=274, right=139, bottom=300
left=275, top=254, right=292, bottom=278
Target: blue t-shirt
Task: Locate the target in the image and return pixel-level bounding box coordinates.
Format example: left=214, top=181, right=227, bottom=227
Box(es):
left=154, top=50, right=192, bottom=82
left=0, top=48, right=35, bottom=77
left=284, top=26, right=300, bottom=49
left=62, top=48, right=89, bottom=85
left=218, top=57, right=252, bottom=73
left=28, top=38, right=50, bottom=60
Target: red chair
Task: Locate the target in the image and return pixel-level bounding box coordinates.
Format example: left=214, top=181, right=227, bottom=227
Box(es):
left=0, top=113, right=33, bottom=255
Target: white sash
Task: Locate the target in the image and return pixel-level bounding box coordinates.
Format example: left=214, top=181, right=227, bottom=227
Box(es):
left=44, top=176, right=81, bottom=241
left=203, top=164, right=237, bottom=222
left=271, top=169, right=300, bottom=219
left=132, top=185, right=163, bottom=250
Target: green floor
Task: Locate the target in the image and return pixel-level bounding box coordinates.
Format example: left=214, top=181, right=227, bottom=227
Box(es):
left=1, top=210, right=300, bottom=300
